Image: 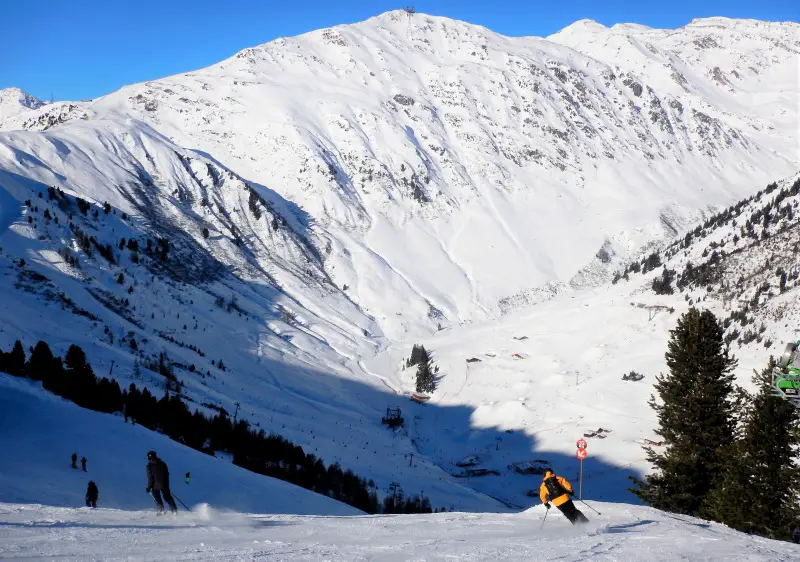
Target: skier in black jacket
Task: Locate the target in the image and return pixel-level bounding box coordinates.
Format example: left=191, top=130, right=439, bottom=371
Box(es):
left=145, top=451, right=178, bottom=514
left=85, top=481, right=98, bottom=508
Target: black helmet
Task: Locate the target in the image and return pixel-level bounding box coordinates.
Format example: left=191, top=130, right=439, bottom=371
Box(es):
left=147, top=450, right=157, bottom=460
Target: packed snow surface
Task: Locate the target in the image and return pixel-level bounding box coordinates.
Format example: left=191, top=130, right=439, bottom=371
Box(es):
left=1, top=502, right=797, bottom=561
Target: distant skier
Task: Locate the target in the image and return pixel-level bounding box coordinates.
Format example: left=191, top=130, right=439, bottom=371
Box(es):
left=81, top=457, right=87, bottom=472
left=540, top=469, right=588, bottom=525
left=85, top=481, right=98, bottom=508
left=793, top=524, right=800, bottom=544
left=71, top=452, right=78, bottom=469
left=145, top=450, right=178, bottom=515
left=185, top=472, right=190, bottom=485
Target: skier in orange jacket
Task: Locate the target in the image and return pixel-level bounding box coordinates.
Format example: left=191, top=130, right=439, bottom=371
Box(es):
left=540, top=469, right=589, bottom=524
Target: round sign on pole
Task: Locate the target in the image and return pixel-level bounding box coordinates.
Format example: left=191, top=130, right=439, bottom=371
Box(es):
left=576, top=439, right=588, bottom=450
left=576, top=448, right=588, bottom=460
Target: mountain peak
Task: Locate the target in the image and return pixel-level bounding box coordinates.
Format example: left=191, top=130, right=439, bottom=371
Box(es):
left=547, top=19, right=609, bottom=41
left=0, top=87, right=44, bottom=109
left=0, top=87, right=45, bottom=123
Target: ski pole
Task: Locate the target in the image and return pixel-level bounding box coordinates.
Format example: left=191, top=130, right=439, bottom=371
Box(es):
left=171, top=492, right=190, bottom=511
left=540, top=506, right=550, bottom=529
left=577, top=498, right=601, bottom=515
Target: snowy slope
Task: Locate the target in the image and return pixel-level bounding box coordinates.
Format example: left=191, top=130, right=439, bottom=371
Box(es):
left=364, top=282, right=680, bottom=509
left=617, top=173, right=800, bottom=356
left=0, top=373, right=360, bottom=515
left=1, top=501, right=798, bottom=561
left=0, top=147, right=498, bottom=512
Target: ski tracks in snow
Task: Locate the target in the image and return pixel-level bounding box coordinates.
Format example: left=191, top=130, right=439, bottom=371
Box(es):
left=1, top=502, right=797, bottom=561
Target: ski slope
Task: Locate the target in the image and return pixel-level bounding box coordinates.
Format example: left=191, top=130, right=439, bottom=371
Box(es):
left=0, top=374, right=360, bottom=516
left=0, top=501, right=796, bottom=561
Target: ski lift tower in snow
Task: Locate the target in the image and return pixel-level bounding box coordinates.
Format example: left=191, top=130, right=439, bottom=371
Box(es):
left=404, top=6, right=415, bottom=40
left=772, top=341, right=800, bottom=408
left=381, top=407, right=405, bottom=428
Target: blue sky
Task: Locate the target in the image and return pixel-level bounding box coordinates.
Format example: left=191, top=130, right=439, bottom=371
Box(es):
left=2, top=0, right=797, bottom=101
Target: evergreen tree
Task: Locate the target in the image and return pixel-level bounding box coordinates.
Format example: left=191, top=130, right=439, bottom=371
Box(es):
left=27, top=341, right=59, bottom=382
left=630, top=308, right=737, bottom=516
left=409, top=344, right=426, bottom=367
left=704, top=358, right=800, bottom=539
left=65, top=345, right=89, bottom=373
left=415, top=347, right=436, bottom=394
left=6, top=340, right=26, bottom=376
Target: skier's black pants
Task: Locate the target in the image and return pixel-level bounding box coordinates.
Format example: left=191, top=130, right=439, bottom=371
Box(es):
left=85, top=498, right=97, bottom=508
left=557, top=499, right=588, bottom=524
left=151, top=489, right=178, bottom=513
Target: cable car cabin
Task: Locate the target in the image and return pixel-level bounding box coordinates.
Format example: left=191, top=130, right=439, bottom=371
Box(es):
left=772, top=341, right=800, bottom=407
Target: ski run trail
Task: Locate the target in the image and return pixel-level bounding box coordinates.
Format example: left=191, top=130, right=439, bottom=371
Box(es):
left=2, top=501, right=798, bottom=561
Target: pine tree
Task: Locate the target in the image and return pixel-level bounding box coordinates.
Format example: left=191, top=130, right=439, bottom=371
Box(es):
left=630, top=308, right=737, bottom=516
left=704, top=358, right=800, bottom=539
left=27, top=341, right=58, bottom=382
left=414, top=347, right=436, bottom=394
left=409, top=344, right=426, bottom=367
left=65, top=345, right=89, bottom=373
left=6, top=340, right=26, bottom=376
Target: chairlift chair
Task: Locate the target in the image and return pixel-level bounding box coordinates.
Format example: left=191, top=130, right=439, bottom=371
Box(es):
left=772, top=341, right=800, bottom=408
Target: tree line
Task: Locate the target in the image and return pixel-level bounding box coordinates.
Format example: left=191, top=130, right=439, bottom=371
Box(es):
left=0, top=340, right=433, bottom=514
left=631, top=307, right=799, bottom=541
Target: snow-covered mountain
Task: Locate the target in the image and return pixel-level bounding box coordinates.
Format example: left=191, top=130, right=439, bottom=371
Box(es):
left=2, top=12, right=798, bottom=334
left=0, top=10, right=798, bottom=515
left=0, top=87, right=45, bottom=124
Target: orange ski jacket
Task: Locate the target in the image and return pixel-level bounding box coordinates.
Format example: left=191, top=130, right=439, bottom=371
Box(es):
left=539, top=471, right=574, bottom=507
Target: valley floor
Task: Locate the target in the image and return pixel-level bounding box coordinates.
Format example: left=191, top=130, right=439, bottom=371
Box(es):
left=0, top=502, right=796, bottom=561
